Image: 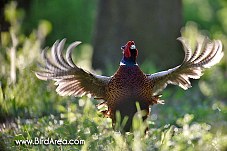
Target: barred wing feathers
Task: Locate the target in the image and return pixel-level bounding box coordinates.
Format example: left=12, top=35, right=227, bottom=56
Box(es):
left=148, top=37, right=223, bottom=95
left=35, top=39, right=110, bottom=97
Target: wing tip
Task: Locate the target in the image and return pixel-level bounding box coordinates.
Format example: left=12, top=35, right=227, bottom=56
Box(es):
left=177, top=37, right=183, bottom=41
left=34, top=71, right=48, bottom=81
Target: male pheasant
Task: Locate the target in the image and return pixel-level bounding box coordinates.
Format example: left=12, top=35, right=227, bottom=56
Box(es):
left=35, top=37, right=223, bottom=132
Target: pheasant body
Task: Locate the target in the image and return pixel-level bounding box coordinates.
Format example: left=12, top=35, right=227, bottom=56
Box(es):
left=35, top=37, right=223, bottom=132
left=106, top=65, right=154, bottom=131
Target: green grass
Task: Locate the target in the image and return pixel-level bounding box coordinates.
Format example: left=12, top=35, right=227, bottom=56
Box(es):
left=1, top=89, right=227, bottom=150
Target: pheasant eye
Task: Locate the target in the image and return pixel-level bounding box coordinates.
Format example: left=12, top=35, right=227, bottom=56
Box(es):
left=121, top=46, right=125, bottom=50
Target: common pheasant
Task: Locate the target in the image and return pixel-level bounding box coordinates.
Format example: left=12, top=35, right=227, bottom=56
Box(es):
left=35, top=37, right=223, bottom=132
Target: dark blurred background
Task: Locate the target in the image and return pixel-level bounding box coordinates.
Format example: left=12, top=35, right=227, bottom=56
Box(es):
left=1, top=0, right=226, bottom=72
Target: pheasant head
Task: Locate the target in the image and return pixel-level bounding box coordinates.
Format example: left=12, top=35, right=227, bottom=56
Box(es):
left=121, top=41, right=138, bottom=66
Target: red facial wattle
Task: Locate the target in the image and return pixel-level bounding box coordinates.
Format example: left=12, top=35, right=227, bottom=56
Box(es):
left=122, top=41, right=138, bottom=58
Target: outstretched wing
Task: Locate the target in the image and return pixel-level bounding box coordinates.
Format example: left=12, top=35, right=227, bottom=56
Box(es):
left=148, top=37, right=223, bottom=95
left=35, top=39, right=111, bottom=98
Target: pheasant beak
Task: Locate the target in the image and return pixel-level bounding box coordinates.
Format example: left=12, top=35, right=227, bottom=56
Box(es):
left=130, top=44, right=136, bottom=49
